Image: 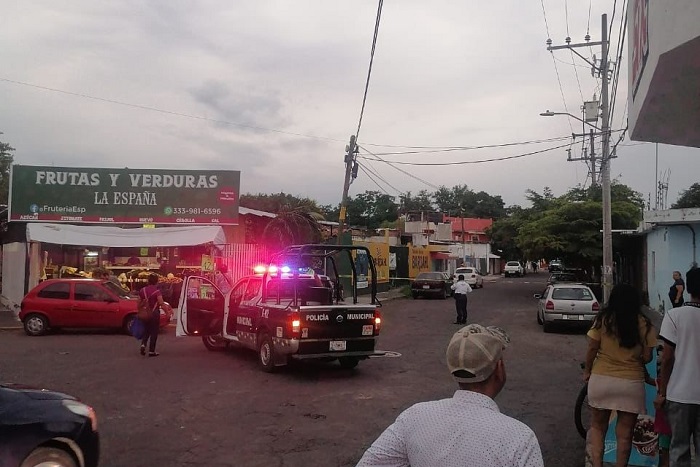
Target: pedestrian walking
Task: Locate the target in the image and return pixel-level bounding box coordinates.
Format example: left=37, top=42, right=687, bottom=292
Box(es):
left=657, top=267, right=700, bottom=467
left=450, top=274, right=472, bottom=324
left=139, top=273, right=171, bottom=357
left=583, top=283, right=657, bottom=467
left=668, top=271, right=685, bottom=308
left=356, top=324, right=544, bottom=467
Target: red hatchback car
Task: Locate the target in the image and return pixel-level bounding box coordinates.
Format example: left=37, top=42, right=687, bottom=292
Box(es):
left=19, top=279, right=170, bottom=336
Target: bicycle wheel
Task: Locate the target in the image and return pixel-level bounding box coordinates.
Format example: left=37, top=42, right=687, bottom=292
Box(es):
left=575, top=383, right=589, bottom=439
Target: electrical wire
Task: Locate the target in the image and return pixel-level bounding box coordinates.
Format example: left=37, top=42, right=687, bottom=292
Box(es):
left=356, top=163, right=392, bottom=196
left=608, top=0, right=628, bottom=130
left=355, top=0, right=384, bottom=143
left=359, top=135, right=573, bottom=155
left=587, top=0, right=592, bottom=36
left=0, top=77, right=346, bottom=144
left=540, top=0, right=575, bottom=134
left=358, top=159, right=404, bottom=195
left=359, top=146, right=440, bottom=190
left=358, top=142, right=573, bottom=166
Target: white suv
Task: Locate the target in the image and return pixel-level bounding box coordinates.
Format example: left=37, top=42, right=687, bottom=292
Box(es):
left=453, top=267, right=484, bottom=288
left=504, top=261, right=524, bottom=277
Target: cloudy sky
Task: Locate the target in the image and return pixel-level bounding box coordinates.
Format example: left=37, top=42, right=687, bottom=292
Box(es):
left=1, top=1, right=698, bottom=209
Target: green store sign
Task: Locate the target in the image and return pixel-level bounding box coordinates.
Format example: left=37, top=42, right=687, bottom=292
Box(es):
left=9, top=165, right=240, bottom=225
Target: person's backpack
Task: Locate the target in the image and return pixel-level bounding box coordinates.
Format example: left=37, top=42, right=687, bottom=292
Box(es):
left=137, top=288, right=157, bottom=321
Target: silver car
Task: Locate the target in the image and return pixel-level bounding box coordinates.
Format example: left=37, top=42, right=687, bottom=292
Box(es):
left=534, top=283, right=600, bottom=333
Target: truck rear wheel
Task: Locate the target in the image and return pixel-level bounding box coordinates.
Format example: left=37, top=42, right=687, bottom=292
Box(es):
left=339, top=357, right=359, bottom=369
left=257, top=333, right=277, bottom=372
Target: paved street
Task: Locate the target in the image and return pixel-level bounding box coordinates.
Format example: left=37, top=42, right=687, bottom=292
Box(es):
left=0, top=274, right=590, bottom=466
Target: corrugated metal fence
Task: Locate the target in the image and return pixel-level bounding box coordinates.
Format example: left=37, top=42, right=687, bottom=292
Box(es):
left=213, top=244, right=272, bottom=284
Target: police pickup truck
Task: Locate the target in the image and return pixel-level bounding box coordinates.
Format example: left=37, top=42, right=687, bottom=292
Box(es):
left=176, top=244, right=383, bottom=371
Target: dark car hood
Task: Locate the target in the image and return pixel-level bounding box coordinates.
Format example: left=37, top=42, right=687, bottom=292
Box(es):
left=1, top=383, right=77, bottom=401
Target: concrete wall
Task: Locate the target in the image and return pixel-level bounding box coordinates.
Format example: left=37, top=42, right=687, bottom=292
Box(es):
left=628, top=0, right=700, bottom=145
left=2, top=242, right=27, bottom=311
left=646, top=224, right=700, bottom=314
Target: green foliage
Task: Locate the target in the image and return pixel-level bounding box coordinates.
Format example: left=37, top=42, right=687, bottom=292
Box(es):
left=489, top=183, right=643, bottom=268
left=261, top=208, right=323, bottom=251
left=346, top=191, right=399, bottom=230
left=0, top=134, right=15, bottom=206
left=240, top=192, right=325, bottom=250
left=398, top=190, right=434, bottom=212
left=672, top=183, right=700, bottom=209
left=433, top=184, right=506, bottom=219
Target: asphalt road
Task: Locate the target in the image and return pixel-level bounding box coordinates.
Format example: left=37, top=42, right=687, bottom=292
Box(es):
left=0, top=274, right=590, bottom=467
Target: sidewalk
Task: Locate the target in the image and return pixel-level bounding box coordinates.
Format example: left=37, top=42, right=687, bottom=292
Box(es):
left=0, top=307, right=21, bottom=330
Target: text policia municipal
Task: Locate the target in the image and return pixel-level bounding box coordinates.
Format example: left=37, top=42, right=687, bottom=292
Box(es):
left=35, top=171, right=219, bottom=207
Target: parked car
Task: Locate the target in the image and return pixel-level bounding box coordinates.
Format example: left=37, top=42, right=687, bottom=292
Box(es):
left=411, top=272, right=453, bottom=299
left=534, top=283, right=600, bottom=333
left=503, top=261, right=525, bottom=277
left=548, top=259, right=564, bottom=272
left=546, top=272, right=579, bottom=285
left=453, top=267, right=484, bottom=288
left=19, top=278, right=171, bottom=336
left=0, top=383, right=99, bottom=467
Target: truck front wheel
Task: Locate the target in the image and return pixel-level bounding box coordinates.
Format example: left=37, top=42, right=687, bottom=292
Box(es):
left=202, top=335, right=228, bottom=351
left=257, top=333, right=277, bottom=372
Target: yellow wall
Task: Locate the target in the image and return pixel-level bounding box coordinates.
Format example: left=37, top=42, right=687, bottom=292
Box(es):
left=408, top=245, right=431, bottom=278
left=354, top=241, right=390, bottom=284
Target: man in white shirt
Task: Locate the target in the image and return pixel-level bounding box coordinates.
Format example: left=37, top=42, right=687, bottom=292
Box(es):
left=356, top=324, right=544, bottom=467
left=657, top=267, right=700, bottom=467
left=450, top=274, right=473, bottom=324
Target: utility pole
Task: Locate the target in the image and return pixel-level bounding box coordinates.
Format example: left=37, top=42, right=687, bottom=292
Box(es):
left=589, top=129, right=597, bottom=186
left=337, top=135, right=357, bottom=245
left=546, top=14, right=612, bottom=302
left=600, top=13, right=613, bottom=304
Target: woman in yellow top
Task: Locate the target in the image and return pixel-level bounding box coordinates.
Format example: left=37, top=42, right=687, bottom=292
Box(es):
left=583, top=283, right=657, bottom=467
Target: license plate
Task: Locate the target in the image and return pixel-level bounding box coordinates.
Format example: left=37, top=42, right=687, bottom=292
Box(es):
left=329, top=340, right=347, bottom=351
left=563, top=315, right=583, bottom=321
left=422, top=285, right=430, bottom=289
left=362, top=325, right=374, bottom=336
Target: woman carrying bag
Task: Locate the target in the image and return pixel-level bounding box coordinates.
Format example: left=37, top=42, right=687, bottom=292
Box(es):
left=138, top=274, right=172, bottom=357
left=583, top=284, right=657, bottom=467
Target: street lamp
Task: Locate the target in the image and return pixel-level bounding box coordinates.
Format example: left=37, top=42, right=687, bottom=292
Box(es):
left=539, top=105, right=613, bottom=304
left=539, top=110, right=602, bottom=131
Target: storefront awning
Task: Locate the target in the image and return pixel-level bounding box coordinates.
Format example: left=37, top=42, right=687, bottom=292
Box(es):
left=430, top=252, right=451, bottom=260
left=26, top=223, right=227, bottom=247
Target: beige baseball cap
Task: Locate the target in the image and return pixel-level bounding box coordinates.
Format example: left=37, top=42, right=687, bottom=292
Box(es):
left=446, top=324, right=510, bottom=383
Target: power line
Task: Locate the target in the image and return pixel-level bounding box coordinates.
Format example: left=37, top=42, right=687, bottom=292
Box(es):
left=358, top=159, right=404, bottom=195
left=358, top=141, right=573, bottom=166
left=359, top=146, right=441, bottom=190
left=540, top=0, right=574, bottom=134
left=355, top=0, right=384, bottom=143
left=359, top=135, right=573, bottom=155
left=0, top=77, right=346, bottom=144
left=356, top=163, right=392, bottom=196
left=609, top=0, right=628, bottom=130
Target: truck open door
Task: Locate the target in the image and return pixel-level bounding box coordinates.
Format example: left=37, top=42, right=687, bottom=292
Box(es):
left=176, top=275, right=225, bottom=337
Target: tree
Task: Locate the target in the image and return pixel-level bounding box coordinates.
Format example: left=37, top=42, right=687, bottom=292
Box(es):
left=0, top=134, right=15, bottom=206
left=433, top=184, right=505, bottom=219
left=515, top=184, right=643, bottom=269
left=345, top=191, right=399, bottom=229
left=261, top=208, right=323, bottom=251
left=672, top=183, right=700, bottom=209
left=398, top=190, right=434, bottom=213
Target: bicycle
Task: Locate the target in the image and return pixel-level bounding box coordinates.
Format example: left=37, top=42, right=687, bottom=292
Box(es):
left=574, top=380, right=589, bottom=439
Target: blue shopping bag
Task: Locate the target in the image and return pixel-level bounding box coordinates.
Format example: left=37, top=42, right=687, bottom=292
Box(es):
left=131, top=318, right=146, bottom=340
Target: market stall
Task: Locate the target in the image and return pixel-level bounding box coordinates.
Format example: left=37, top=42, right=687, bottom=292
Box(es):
left=1, top=223, right=228, bottom=308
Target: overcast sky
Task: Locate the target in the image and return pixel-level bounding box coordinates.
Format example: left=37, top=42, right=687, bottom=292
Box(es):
left=1, top=1, right=698, bottom=210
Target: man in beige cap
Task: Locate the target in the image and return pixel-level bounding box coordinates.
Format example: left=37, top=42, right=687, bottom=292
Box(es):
left=356, top=324, right=544, bottom=467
